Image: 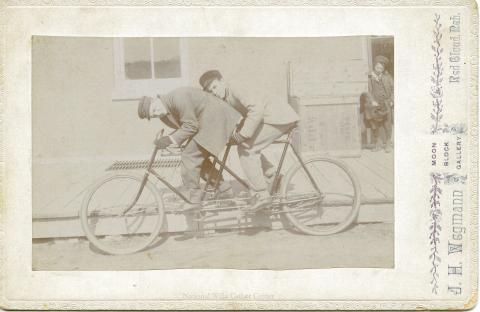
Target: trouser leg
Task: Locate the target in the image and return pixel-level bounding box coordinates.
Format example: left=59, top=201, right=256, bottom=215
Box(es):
left=383, top=113, right=392, bottom=144
left=182, top=141, right=230, bottom=195
left=200, top=158, right=222, bottom=185
left=377, top=125, right=386, bottom=145
left=238, top=123, right=294, bottom=192
left=238, top=147, right=265, bottom=192
left=260, top=153, right=275, bottom=177
left=181, top=140, right=208, bottom=191
left=380, top=102, right=392, bottom=144
left=372, top=128, right=378, bottom=144
left=372, top=127, right=381, bottom=150
left=199, top=158, right=231, bottom=192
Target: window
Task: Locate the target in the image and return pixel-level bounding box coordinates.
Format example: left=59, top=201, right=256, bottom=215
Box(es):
left=112, top=38, right=189, bottom=100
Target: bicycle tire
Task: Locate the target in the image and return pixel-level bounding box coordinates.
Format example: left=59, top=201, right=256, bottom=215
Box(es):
left=80, top=173, right=165, bottom=255
left=280, top=157, right=361, bottom=235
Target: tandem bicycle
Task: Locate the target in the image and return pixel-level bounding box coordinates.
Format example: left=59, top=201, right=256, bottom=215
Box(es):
left=80, top=126, right=361, bottom=255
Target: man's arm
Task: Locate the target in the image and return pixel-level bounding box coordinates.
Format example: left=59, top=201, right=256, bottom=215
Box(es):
left=159, top=115, right=179, bottom=130
left=168, top=98, right=199, bottom=145
left=235, top=90, right=266, bottom=138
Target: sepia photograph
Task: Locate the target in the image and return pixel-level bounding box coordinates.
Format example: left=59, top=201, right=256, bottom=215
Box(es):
left=1, top=2, right=477, bottom=310
left=32, top=36, right=395, bottom=270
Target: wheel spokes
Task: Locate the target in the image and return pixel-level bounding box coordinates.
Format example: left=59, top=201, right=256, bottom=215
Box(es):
left=282, top=158, right=360, bottom=235
left=81, top=175, right=165, bottom=254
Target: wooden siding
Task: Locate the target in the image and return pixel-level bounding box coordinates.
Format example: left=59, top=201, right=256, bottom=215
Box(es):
left=33, top=148, right=393, bottom=239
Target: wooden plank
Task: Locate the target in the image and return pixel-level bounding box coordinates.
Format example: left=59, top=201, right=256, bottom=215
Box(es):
left=296, top=103, right=361, bottom=155
left=359, top=151, right=394, bottom=183
left=33, top=213, right=188, bottom=238
left=351, top=157, right=393, bottom=198
left=33, top=150, right=390, bottom=215
left=290, top=96, right=359, bottom=106
left=291, top=59, right=368, bottom=76
left=32, top=136, right=393, bottom=239
left=33, top=162, right=185, bottom=219
left=33, top=202, right=393, bottom=239
left=292, top=82, right=367, bottom=98
left=291, top=72, right=367, bottom=84
left=33, top=175, right=99, bottom=219
left=362, top=149, right=394, bottom=172
left=33, top=162, right=105, bottom=215
left=358, top=204, right=393, bottom=224
left=290, top=57, right=369, bottom=97
left=342, top=158, right=389, bottom=200
left=298, top=150, right=362, bottom=158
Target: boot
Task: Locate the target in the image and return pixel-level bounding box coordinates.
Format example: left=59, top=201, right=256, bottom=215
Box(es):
left=372, top=140, right=382, bottom=152
left=179, top=189, right=203, bottom=211
left=245, top=190, right=272, bottom=212
left=263, top=167, right=276, bottom=180
left=384, top=141, right=393, bottom=153
left=217, top=181, right=235, bottom=199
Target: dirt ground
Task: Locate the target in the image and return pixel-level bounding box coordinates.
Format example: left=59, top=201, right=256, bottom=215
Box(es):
left=33, top=222, right=394, bottom=270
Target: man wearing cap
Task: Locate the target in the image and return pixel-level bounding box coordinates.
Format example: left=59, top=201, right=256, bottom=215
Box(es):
left=138, top=87, right=240, bottom=205
left=199, top=70, right=299, bottom=211
left=368, top=55, right=394, bottom=152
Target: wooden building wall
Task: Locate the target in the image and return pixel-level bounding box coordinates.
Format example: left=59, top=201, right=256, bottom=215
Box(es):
left=32, top=36, right=372, bottom=236
left=288, top=37, right=369, bottom=156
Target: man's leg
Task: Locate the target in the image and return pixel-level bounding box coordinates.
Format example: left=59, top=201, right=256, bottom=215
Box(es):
left=200, top=158, right=220, bottom=187
left=383, top=111, right=393, bottom=153
left=238, top=123, right=294, bottom=209
left=199, top=158, right=232, bottom=194
left=260, top=153, right=276, bottom=178
left=178, top=140, right=207, bottom=238
left=372, top=126, right=382, bottom=152
left=181, top=140, right=208, bottom=202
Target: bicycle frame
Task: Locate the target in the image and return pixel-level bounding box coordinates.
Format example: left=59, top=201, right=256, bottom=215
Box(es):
left=201, top=127, right=323, bottom=199
left=124, top=126, right=322, bottom=214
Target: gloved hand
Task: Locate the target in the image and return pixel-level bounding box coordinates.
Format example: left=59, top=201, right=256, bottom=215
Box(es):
left=154, top=136, right=173, bottom=149
left=230, top=130, right=246, bottom=145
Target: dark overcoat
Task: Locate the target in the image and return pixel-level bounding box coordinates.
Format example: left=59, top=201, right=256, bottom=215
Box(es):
left=159, top=87, right=240, bottom=156
left=368, top=72, right=394, bottom=106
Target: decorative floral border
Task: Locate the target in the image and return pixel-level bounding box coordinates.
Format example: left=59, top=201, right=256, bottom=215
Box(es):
left=430, top=13, right=444, bottom=135
left=429, top=172, right=443, bottom=294
left=429, top=15, right=468, bottom=136
left=429, top=172, right=467, bottom=294
left=441, top=173, right=468, bottom=185
left=436, top=123, right=467, bottom=135
left=428, top=12, right=471, bottom=296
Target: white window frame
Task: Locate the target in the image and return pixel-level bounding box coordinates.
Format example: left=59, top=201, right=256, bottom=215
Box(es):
left=112, top=38, right=189, bottom=101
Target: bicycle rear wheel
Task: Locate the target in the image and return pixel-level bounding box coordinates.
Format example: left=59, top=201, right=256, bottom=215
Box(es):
left=281, top=157, right=361, bottom=235
left=80, top=173, right=165, bottom=255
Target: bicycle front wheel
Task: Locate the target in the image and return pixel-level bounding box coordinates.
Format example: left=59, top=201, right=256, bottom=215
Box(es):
left=80, top=173, right=165, bottom=255
left=281, top=157, right=361, bottom=235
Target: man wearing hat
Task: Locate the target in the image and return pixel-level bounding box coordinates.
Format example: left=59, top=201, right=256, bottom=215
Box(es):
left=138, top=87, right=240, bottom=205
left=199, top=70, right=299, bottom=211
left=368, top=55, right=394, bottom=152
